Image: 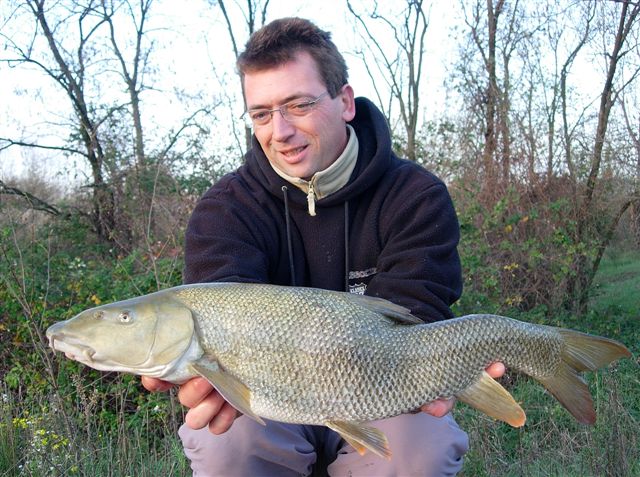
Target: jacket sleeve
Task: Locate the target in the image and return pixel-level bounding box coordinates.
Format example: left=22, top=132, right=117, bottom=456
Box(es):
left=183, top=179, right=274, bottom=285
left=365, top=179, right=462, bottom=323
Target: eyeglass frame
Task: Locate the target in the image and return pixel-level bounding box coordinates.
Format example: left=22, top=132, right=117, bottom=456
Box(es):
left=241, top=91, right=330, bottom=128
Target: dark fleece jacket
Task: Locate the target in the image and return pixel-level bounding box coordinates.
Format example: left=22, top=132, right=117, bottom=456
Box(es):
left=184, top=97, right=462, bottom=322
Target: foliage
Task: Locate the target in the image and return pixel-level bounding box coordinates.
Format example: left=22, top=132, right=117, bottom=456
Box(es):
left=458, top=250, right=640, bottom=476
left=0, top=203, right=187, bottom=476
left=0, top=1, right=638, bottom=474
left=449, top=170, right=636, bottom=317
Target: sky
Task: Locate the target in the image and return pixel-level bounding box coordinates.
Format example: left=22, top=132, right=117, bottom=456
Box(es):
left=0, top=0, right=462, bottom=183
left=0, top=0, right=612, bottom=185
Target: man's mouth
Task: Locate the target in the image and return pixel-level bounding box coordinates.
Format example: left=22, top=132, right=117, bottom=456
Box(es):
left=281, top=145, right=307, bottom=157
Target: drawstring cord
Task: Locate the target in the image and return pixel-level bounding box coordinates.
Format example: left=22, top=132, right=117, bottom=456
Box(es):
left=344, top=201, right=350, bottom=292
left=281, top=186, right=297, bottom=286
left=282, top=186, right=350, bottom=292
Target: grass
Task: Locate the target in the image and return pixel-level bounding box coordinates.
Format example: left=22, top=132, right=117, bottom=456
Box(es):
left=0, top=378, right=190, bottom=477
left=458, top=249, right=640, bottom=477
left=590, top=249, right=640, bottom=317
left=2, top=251, right=638, bottom=476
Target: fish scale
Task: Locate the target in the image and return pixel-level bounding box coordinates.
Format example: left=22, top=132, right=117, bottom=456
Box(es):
left=175, top=286, right=576, bottom=421
left=46, top=282, right=631, bottom=459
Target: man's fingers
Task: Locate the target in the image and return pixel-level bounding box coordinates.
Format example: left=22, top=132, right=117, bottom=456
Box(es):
left=419, top=362, right=506, bottom=418
left=420, top=397, right=455, bottom=418
left=177, top=378, right=239, bottom=433
left=178, top=377, right=215, bottom=408
left=184, top=389, right=227, bottom=430
left=208, top=402, right=240, bottom=435
left=141, top=376, right=174, bottom=392
left=486, top=362, right=506, bottom=379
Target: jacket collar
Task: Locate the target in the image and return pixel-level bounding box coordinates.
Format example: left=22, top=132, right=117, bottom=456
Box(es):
left=270, top=125, right=358, bottom=216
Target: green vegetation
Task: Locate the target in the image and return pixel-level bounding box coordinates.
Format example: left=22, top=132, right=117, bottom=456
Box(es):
left=0, top=216, right=190, bottom=476
left=1, top=205, right=638, bottom=476
left=1, top=1, right=638, bottom=475
left=458, top=250, right=640, bottom=477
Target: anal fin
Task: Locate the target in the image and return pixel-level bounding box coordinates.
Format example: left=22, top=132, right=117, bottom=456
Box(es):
left=326, top=420, right=391, bottom=460
left=457, top=370, right=526, bottom=427
left=190, top=357, right=266, bottom=426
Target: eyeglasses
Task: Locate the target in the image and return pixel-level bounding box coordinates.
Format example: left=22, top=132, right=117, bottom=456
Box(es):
left=242, top=92, right=329, bottom=128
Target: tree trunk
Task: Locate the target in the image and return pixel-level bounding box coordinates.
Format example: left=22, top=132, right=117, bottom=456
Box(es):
left=573, top=1, right=640, bottom=313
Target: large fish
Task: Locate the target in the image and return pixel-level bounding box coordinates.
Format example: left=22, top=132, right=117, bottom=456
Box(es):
left=46, top=283, right=631, bottom=459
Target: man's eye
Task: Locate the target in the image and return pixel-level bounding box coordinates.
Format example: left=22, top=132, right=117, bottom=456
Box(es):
left=289, top=102, right=313, bottom=114
left=250, top=110, right=270, bottom=122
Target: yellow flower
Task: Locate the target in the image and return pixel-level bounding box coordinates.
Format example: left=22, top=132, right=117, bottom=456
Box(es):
left=90, top=294, right=102, bottom=305
left=12, top=417, right=28, bottom=429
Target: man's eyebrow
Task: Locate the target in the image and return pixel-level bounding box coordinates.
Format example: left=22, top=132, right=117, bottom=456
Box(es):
left=247, top=93, right=315, bottom=111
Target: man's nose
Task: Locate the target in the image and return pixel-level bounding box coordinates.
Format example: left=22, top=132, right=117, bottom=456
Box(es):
left=270, top=110, right=296, bottom=141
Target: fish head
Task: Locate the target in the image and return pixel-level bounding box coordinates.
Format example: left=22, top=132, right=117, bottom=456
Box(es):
left=46, top=292, right=196, bottom=377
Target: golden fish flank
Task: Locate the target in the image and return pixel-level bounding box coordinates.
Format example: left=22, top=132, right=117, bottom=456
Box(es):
left=46, top=283, right=632, bottom=460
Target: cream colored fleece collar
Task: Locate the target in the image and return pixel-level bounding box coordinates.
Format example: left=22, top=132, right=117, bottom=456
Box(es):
left=271, top=124, right=359, bottom=216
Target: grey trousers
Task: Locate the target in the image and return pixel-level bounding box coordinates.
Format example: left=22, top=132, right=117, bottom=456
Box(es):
left=179, top=413, right=469, bottom=477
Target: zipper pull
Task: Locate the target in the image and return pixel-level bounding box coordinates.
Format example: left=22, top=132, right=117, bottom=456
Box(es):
left=307, top=182, right=317, bottom=216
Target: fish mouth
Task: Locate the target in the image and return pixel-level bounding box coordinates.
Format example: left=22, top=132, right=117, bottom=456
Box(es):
left=47, top=331, right=160, bottom=374
left=48, top=333, right=97, bottom=364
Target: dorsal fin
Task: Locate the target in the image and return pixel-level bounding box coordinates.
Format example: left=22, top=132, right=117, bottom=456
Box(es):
left=347, top=294, right=423, bottom=325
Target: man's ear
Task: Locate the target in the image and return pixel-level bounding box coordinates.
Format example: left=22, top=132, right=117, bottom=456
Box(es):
left=340, top=84, right=356, bottom=122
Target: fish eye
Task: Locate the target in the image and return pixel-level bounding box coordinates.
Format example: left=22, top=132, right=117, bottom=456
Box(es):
left=119, top=311, right=132, bottom=323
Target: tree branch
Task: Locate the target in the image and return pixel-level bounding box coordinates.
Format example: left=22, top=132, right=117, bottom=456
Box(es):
left=0, top=138, right=87, bottom=157
left=0, top=179, right=62, bottom=216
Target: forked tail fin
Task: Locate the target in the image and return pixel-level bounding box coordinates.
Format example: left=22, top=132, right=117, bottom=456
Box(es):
left=537, top=329, right=631, bottom=424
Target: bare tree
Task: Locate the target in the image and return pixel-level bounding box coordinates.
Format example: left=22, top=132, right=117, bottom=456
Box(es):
left=213, top=0, right=270, bottom=152
left=558, top=4, right=597, bottom=184
left=0, top=0, right=118, bottom=245
left=461, top=0, right=539, bottom=187
left=347, top=0, right=429, bottom=162
left=573, top=0, right=640, bottom=311
left=621, top=93, right=640, bottom=245
left=513, top=1, right=595, bottom=181
left=450, top=0, right=640, bottom=312
left=101, top=0, right=153, bottom=170
left=1, top=0, right=213, bottom=252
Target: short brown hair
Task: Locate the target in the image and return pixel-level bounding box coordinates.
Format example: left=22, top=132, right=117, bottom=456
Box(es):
left=237, top=17, right=348, bottom=97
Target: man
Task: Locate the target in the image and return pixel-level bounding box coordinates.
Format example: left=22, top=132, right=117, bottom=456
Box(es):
left=144, top=17, right=504, bottom=476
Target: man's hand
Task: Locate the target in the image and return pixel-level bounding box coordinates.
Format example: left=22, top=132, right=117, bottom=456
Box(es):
left=420, top=362, right=506, bottom=418
left=141, top=376, right=174, bottom=393
left=142, top=376, right=239, bottom=435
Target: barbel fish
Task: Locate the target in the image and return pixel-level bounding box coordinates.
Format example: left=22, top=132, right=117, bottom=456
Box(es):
left=46, top=283, right=631, bottom=459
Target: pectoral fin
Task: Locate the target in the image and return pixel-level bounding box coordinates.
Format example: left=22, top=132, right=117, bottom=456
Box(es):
left=190, top=357, right=265, bottom=426
left=326, top=420, right=391, bottom=460
left=457, top=370, right=526, bottom=427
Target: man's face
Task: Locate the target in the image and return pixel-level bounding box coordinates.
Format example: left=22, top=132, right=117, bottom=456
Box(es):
left=243, top=51, right=356, bottom=180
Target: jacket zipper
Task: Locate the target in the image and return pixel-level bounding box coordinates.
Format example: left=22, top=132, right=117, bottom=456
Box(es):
left=307, top=181, right=317, bottom=216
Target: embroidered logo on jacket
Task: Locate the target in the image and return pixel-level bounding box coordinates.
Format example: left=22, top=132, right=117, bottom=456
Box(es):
left=348, top=268, right=377, bottom=294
